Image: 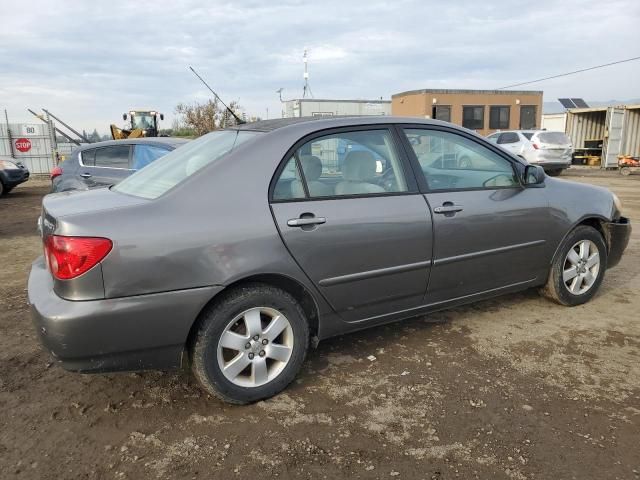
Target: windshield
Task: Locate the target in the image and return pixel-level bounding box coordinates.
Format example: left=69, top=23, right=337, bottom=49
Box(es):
left=114, top=130, right=261, bottom=199
left=537, top=132, right=570, bottom=145
left=131, top=114, right=155, bottom=130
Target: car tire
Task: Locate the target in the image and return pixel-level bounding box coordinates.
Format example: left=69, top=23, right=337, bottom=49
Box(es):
left=191, top=283, right=309, bottom=404
left=0, top=181, right=5, bottom=196
left=620, top=166, right=631, bottom=176
left=541, top=225, right=607, bottom=306
left=546, top=169, right=563, bottom=177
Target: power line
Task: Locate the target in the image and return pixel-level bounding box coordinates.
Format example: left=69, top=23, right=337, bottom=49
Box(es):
left=497, top=56, right=640, bottom=89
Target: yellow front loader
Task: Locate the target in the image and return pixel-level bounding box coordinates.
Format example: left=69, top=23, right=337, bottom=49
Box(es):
left=111, top=110, right=164, bottom=139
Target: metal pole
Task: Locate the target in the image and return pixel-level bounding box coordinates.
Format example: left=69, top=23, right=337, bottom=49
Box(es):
left=42, top=109, right=91, bottom=143
left=27, top=109, right=81, bottom=146
left=45, top=111, right=58, bottom=167
left=4, top=109, right=15, bottom=158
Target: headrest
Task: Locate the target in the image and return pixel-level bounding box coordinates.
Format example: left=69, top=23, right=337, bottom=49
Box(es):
left=299, top=155, right=323, bottom=181
left=343, top=151, right=376, bottom=181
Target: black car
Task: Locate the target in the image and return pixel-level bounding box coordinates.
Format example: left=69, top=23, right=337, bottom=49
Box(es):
left=0, top=156, right=30, bottom=195
left=51, top=137, right=189, bottom=192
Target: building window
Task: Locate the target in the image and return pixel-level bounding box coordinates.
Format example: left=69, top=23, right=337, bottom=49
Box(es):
left=489, top=106, right=510, bottom=129
left=462, top=106, right=484, bottom=130
left=520, top=105, right=537, bottom=130
left=432, top=105, right=451, bottom=123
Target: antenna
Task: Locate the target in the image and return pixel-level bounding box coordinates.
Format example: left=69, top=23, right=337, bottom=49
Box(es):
left=302, top=50, right=313, bottom=99
left=188, top=66, right=245, bottom=125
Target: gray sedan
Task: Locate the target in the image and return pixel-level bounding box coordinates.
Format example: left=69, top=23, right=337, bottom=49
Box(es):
left=28, top=116, right=631, bottom=404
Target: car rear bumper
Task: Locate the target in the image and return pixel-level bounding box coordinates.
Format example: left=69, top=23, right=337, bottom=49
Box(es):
left=606, top=217, right=631, bottom=269
left=27, top=256, right=223, bottom=373
left=534, top=162, right=571, bottom=171
left=523, top=151, right=571, bottom=170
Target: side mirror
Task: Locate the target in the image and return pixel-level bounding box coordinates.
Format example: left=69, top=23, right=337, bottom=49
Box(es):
left=160, top=113, right=164, bottom=121
left=122, top=113, right=127, bottom=121
left=523, top=164, right=545, bottom=186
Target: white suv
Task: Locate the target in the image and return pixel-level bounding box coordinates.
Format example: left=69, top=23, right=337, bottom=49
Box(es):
left=486, top=130, right=573, bottom=176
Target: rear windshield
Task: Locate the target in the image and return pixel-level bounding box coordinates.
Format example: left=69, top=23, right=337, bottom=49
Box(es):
left=522, top=132, right=534, bottom=140
left=113, top=130, right=260, bottom=199
left=536, top=132, right=570, bottom=145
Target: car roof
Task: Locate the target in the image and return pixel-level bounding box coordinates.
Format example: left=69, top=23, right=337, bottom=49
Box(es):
left=73, top=137, right=189, bottom=151
left=233, top=115, right=453, bottom=133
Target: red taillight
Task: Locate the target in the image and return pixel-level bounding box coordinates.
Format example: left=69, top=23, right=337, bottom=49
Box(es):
left=44, top=235, right=112, bottom=280
left=532, top=143, right=540, bottom=150
left=50, top=166, right=63, bottom=179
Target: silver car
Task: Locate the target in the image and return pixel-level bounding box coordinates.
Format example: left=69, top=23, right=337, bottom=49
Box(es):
left=486, top=130, right=573, bottom=176
left=28, top=116, right=630, bottom=404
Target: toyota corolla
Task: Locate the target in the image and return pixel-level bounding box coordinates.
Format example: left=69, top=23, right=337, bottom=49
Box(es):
left=28, top=116, right=631, bottom=404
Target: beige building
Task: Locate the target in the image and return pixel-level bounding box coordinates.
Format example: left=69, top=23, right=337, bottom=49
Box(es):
left=392, top=89, right=543, bottom=136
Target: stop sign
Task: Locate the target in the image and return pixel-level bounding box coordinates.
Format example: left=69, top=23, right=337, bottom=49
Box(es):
left=15, top=138, right=32, bottom=153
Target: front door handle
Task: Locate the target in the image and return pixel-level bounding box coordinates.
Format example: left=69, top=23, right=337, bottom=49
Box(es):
left=80, top=173, right=92, bottom=178
left=287, top=216, right=326, bottom=227
left=433, top=203, right=463, bottom=214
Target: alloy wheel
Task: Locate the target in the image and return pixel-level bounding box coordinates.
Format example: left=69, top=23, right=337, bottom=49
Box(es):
left=217, top=307, right=294, bottom=387
left=562, top=239, right=600, bottom=295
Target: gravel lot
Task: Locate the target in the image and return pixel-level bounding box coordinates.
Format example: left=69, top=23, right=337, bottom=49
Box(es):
left=1, top=171, right=638, bottom=480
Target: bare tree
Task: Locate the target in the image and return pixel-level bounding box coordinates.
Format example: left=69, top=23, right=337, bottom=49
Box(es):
left=174, top=99, right=242, bottom=136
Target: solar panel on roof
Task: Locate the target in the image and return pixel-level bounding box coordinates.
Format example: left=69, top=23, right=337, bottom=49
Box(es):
left=558, top=98, right=577, bottom=109
left=571, top=98, right=589, bottom=108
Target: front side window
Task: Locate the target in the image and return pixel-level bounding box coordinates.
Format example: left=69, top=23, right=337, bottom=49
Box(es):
left=462, top=106, right=484, bottom=130
left=94, top=145, right=130, bottom=169
left=114, top=130, right=260, bottom=199
left=272, top=129, right=408, bottom=201
left=489, top=106, right=510, bottom=129
left=403, top=128, right=519, bottom=191
left=132, top=144, right=170, bottom=170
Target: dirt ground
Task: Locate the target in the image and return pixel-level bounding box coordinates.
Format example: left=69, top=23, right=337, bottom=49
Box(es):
left=1, top=171, right=639, bottom=480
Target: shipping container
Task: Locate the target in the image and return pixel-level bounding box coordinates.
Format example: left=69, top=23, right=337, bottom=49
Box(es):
left=621, top=105, right=640, bottom=157
left=565, top=106, right=625, bottom=168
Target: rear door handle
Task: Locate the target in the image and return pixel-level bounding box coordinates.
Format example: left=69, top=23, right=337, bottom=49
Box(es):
left=287, top=217, right=326, bottom=227
left=80, top=173, right=92, bottom=178
left=433, top=204, right=463, bottom=214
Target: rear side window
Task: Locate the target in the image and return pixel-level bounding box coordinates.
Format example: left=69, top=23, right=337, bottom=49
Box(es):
left=522, top=132, right=534, bottom=140
left=271, top=129, right=408, bottom=201
left=81, top=149, right=96, bottom=166
left=536, top=132, right=570, bottom=145
left=132, top=144, right=170, bottom=170
left=497, top=132, right=520, bottom=144
left=113, top=130, right=260, bottom=199
left=94, top=146, right=131, bottom=169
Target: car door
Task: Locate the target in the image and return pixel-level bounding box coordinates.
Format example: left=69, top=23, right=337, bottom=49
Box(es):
left=78, top=144, right=132, bottom=188
left=400, top=126, right=551, bottom=305
left=270, top=127, right=433, bottom=323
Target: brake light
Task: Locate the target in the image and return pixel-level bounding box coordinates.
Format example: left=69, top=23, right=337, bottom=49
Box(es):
left=50, top=166, right=63, bottom=180
left=532, top=143, right=540, bottom=150
left=44, top=235, right=112, bottom=280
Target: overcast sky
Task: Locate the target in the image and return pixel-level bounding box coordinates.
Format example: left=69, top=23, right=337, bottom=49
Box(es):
left=1, top=0, right=639, bottom=133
